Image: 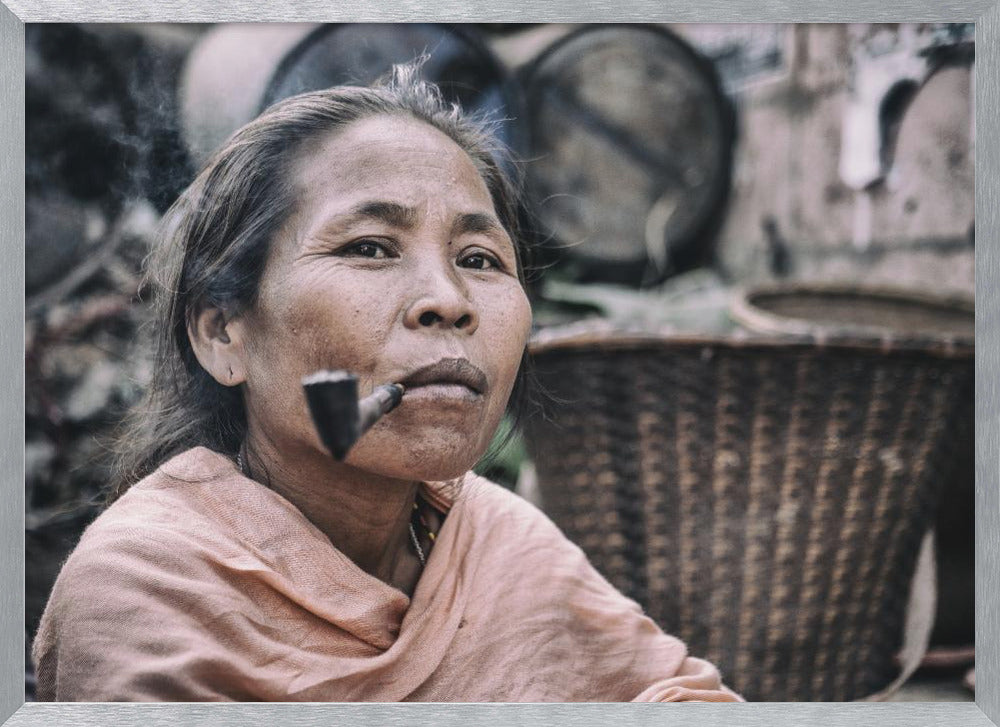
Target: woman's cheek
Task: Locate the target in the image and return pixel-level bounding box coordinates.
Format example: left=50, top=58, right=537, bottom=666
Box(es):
left=499, top=286, right=532, bottom=356
left=485, top=287, right=531, bottom=400
left=276, top=291, right=363, bottom=365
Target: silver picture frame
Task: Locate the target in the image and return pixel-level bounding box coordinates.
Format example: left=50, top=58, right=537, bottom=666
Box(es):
left=2, top=2, right=997, bottom=725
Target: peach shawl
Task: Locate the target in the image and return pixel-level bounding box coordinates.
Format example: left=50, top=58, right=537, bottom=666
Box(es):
left=33, top=447, right=741, bottom=702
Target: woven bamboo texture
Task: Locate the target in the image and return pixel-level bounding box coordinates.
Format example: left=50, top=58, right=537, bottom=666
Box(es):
left=525, top=327, right=972, bottom=702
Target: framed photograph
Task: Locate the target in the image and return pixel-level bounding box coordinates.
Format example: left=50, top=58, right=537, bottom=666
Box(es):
left=2, top=2, right=997, bottom=726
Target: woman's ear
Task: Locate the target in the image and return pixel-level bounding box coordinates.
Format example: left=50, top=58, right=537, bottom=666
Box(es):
left=187, top=306, right=247, bottom=387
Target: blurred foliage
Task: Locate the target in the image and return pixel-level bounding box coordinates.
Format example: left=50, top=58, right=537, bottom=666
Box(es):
left=474, top=415, right=527, bottom=490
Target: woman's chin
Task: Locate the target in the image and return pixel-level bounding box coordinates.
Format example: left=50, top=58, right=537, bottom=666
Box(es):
left=346, top=433, right=486, bottom=483
left=351, top=457, right=479, bottom=484
left=335, top=411, right=501, bottom=482
left=403, top=460, right=475, bottom=483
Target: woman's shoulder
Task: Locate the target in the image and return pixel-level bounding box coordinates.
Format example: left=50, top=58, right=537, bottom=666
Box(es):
left=32, top=447, right=288, bottom=697
left=50, top=447, right=262, bottom=594
left=49, top=457, right=213, bottom=589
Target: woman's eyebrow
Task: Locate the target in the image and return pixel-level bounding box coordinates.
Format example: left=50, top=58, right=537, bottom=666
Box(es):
left=315, top=204, right=511, bottom=248
left=315, top=201, right=418, bottom=235
left=451, top=212, right=512, bottom=246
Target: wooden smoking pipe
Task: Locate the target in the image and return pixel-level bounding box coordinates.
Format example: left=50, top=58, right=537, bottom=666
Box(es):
left=302, top=371, right=405, bottom=460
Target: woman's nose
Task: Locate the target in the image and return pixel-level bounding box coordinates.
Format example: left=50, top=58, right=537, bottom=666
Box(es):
left=403, top=270, right=479, bottom=334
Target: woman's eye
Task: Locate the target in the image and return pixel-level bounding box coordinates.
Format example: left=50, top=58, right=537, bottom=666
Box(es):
left=339, top=240, right=392, bottom=259
left=459, top=252, right=501, bottom=271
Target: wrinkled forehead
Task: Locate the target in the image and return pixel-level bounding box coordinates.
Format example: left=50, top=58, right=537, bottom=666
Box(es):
left=288, top=114, right=494, bottom=204
left=261, top=112, right=522, bottom=277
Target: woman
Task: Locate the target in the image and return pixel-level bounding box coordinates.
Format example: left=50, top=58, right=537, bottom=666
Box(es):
left=32, top=64, right=741, bottom=703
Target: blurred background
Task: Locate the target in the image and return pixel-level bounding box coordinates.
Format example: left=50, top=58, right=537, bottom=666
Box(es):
left=24, top=23, right=975, bottom=702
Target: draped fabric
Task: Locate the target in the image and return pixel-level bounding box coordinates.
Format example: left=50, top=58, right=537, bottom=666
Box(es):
left=33, top=447, right=741, bottom=703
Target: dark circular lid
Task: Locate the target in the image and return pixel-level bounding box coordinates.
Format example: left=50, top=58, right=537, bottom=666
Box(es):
left=260, top=23, right=524, bottom=157
left=521, top=25, right=736, bottom=286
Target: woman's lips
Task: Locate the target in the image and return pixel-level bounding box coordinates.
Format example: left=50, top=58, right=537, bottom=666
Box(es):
left=402, top=382, right=482, bottom=403
left=397, top=358, right=488, bottom=399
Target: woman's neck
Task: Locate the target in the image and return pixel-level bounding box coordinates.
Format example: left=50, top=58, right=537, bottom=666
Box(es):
left=241, top=432, right=424, bottom=593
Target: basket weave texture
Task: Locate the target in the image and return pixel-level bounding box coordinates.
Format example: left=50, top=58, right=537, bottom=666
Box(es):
left=525, top=333, right=971, bottom=701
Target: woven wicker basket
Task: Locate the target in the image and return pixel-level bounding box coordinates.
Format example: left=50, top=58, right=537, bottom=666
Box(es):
left=524, top=285, right=973, bottom=701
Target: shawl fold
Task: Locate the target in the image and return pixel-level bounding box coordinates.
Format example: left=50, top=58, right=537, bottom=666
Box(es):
left=33, top=447, right=741, bottom=703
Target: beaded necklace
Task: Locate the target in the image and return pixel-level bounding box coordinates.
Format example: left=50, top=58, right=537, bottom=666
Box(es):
left=409, top=494, right=438, bottom=567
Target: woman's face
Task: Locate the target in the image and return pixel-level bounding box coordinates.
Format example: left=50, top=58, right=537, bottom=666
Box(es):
left=236, top=114, right=532, bottom=481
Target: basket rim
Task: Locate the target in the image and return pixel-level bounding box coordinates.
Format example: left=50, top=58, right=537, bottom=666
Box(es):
left=529, top=297, right=974, bottom=360
left=729, top=282, right=974, bottom=342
